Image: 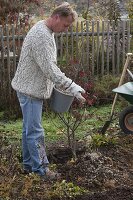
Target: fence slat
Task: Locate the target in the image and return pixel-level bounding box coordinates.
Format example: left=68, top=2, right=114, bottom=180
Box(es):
left=6, top=24, right=11, bottom=101
left=86, top=20, right=89, bottom=67
left=122, top=20, right=126, bottom=66
left=107, top=20, right=110, bottom=74
left=116, top=21, right=120, bottom=74
left=70, top=26, right=74, bottom=60
left=66, top=30, right=68, bottom=65
left=18, top=24, right=21, bottom=56
left=101, top=21, right=105, bottom=75
left=12, top=24, right=17, bottom=74
left=96, top=21, right=100, bottom=75
left=127, top=20, right=130, bottom=53
left=81, top=21, right=84, bottom=65
left=112, top=21, right=115, bottom=74
left=0, top=25, right=4, bottom=92
left=76, top=22, right=79, bottom=59
left=92, top=21, right=95, bottom=75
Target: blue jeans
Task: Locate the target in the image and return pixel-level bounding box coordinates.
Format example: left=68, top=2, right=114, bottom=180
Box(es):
left=17, top=92, right=49, bottom=175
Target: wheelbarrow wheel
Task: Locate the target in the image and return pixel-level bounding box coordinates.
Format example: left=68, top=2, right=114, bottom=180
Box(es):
left=119, top=106, right=133, bottom=134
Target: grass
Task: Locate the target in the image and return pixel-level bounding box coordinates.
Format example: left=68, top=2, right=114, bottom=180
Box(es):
left=0, top=102, right=125, bottom=145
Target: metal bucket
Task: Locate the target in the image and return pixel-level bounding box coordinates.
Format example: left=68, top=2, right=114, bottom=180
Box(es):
left=50, top=87, right=75, bottom=113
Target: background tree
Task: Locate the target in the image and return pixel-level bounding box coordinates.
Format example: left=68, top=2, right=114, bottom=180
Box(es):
left=0, top=0, right=50, bottom=25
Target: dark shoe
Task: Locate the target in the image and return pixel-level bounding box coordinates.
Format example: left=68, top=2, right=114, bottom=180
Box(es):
left=42, top=168, right=61, bottom=181
left=22, top=168, right=32, bottom=174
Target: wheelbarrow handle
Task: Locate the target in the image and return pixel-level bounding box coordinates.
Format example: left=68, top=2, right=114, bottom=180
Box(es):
left=127, top=69, right=133, bottom=80
left=111, top=53, right=133, bottom=116
left=118, top=53, right=133, bottom=86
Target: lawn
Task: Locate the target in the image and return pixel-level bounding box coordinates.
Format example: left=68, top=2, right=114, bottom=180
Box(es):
left=0, top=103, right=123, bottom=144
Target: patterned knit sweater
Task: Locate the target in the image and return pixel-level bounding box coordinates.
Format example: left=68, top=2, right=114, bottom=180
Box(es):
left=11, top=20, right=72, bottom=99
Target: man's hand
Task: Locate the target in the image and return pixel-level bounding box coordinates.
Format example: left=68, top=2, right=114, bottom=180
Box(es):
left=66, top=82, right=86, bottom=103
left=75, top=92, right=86, bottom=103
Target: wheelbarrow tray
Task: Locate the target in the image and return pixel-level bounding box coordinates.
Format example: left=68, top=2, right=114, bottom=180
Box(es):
left=113, top=82, right=133, bottom=104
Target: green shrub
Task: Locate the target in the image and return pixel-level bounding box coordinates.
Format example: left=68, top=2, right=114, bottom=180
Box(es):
left=49, top=180, right=88, bottom=199
left=94, top=74, right=120, bottom=104
left=91, top=133, right=117, bottom=148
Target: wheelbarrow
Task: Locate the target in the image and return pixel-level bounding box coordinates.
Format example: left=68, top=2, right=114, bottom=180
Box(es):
left=113, top=80, right=133, bottom=134
left=99, top=53, right=133, bottom=134
left=112, top=55, right=133, bottom=134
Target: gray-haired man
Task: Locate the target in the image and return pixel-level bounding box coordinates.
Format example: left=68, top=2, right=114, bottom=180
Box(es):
left=11, top=2, right=85, bottom=180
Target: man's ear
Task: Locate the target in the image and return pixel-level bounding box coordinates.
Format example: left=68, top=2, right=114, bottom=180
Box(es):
left=54, top=14, right=60, bottom=21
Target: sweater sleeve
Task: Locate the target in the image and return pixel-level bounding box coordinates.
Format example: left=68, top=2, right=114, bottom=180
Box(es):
left=32, top=34, right=72, bottom=89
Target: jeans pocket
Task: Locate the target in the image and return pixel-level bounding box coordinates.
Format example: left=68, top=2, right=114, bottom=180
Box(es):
left=17, top=92, right=28, bottom=105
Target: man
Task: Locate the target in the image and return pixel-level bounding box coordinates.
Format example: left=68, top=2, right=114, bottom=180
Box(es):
left=11, top=2, right=85, bottom=180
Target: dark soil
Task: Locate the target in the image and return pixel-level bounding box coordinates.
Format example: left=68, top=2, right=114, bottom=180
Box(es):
left=0, top=132, right=133, bottom=200
left=48, top=134, right=133, bottom=200
left=77, top=187, right=133, bottom=200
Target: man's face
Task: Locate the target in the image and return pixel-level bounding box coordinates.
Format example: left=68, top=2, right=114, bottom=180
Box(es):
left=53, top=15, right=74, bottom=33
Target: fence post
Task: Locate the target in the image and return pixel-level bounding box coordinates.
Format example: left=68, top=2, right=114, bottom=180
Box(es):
left=86, top=20, right=89, bottom=68
left=12, top=24, right=17, bottom=75
left=6, top=24, right=11, bottom=104
left=107, top=20, right=110, bottom=74
left=112, top=20, right=115, bottom=75
left=0, top=25, right=4, bottom=102
left=101, top=20, right=105, bottom=75
left=116, top=20, right=120, bottom=74
left=127, top=20, right=131, bottom=54
left=91, top=20, right=95, bottom=75
left=122, top=20, right=126, bottom=67
left=70, top=26, right=74, bottom=61
left=96, top=20, right=100, bottom=75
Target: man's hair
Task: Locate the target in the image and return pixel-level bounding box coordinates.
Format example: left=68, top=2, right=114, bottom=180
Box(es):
left=51, top=2, right=77, bottom=21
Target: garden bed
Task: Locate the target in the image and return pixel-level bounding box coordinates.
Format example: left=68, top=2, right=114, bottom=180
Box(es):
left=0, top=131, right=133, bottom=200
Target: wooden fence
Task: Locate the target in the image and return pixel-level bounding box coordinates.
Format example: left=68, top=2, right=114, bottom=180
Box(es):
left=0, top=20, right=132, bottom=109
